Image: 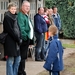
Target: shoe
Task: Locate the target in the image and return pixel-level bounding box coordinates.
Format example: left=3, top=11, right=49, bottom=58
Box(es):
left=23, top=71, right=26, bottom=75
left=63, top=47, right=66, bottom=49
left=18, top=71, right=26, bottom=75
left=35, top=58, right=43, bottom=61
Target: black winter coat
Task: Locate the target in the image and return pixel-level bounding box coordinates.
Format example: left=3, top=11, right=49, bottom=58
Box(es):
left=3, top=11, right=21, bottom=57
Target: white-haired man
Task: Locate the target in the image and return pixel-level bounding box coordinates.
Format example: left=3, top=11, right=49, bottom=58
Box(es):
left=17, top=1, right=33, bottom=75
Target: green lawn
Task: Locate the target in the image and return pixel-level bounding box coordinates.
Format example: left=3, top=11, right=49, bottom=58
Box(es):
left=62, top=44, right=75, bottom=48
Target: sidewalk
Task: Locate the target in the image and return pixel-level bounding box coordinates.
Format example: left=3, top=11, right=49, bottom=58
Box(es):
left=26, top=59, right=45, bottom=75
left=0, top=48, right=75, bottom=75
left=0, top=59, right=45, bottom=75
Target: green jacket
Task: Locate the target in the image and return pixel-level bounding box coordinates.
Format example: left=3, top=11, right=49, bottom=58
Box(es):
left=17, top=12, right=30, bottom=41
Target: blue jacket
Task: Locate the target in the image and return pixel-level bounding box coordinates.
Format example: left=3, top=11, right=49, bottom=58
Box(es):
left=43, top=36, right=64, bottom=71
left=52, top=13, right=61, bottom=30
left=34, top=14, right=47, bottom=33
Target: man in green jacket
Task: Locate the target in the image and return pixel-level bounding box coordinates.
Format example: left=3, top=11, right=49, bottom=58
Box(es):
left=17, top=1, right=33, bottom=75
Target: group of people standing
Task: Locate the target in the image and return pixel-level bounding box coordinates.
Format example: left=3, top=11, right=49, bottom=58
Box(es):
left=3, top=0, right=63, bottom=75
left=34, top=6, right=61, bottom=61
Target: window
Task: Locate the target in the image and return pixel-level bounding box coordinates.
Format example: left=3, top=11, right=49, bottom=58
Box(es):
left=0, top=13, right=1, bottom=22
left=38, top=4, right=41, bottom=8
left=0, top=1, right=8, bottom=10
left=1, top=14, right=3, bottom=22
left=0, top=13, right=3, bottom=22
left=30, top=1, right=36, bottom=24
left=1, top=2, right=3, bottom=10
left=5, top=2, right=8, bottom=9
left=30, top=2, right=36, bottom=10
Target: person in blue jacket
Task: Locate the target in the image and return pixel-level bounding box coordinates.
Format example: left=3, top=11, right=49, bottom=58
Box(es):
left=52, top=6, right=61, bottom=31
left=43, top=25, right=64, bottom=75
left=52, top=6, right=65, bottom=49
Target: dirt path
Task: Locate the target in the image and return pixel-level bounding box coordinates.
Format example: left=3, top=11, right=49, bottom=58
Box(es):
left=61, top=53, right=75, bottom=75
left=63, top=48, right=75, bottom=59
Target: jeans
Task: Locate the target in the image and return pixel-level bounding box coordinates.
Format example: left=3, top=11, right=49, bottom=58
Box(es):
left=6, top=56, right=21, bottom=75
left=35, top=32, right=45, bottom=60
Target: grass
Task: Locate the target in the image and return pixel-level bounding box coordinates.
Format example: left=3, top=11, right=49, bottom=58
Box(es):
left=62, top=44, right=75, bottom=48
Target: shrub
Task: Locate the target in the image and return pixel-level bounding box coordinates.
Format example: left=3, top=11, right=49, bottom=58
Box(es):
left=45, top=0, right=75, bottom=39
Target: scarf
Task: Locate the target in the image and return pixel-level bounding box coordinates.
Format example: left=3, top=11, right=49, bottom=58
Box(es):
left=5, top=11, right=20, bottom=38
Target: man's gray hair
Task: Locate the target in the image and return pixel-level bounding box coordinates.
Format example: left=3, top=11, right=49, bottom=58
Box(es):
left=22, top=0, right=30, bottom=6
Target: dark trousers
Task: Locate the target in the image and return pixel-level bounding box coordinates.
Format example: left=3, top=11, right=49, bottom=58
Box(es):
left=49, top=71, right=60, bottom=75
left=35, top=32, right=45, bottom=60
left=18, top=39, right=30, bottom=75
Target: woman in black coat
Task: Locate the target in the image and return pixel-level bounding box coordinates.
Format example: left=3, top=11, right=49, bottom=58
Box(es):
left=3, top=2, right=22, bottom=75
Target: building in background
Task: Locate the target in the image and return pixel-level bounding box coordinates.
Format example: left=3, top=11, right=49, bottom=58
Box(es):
left=0, top=0, right=45, bottom=59
left=0, top=0, right=45, bottom=25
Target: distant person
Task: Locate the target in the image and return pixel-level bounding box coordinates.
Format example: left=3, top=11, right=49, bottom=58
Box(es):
left=43, top=7, right=50, bottom=28
left=48, top=8, right=54, bottom=25
left=52, top=6, right=61, bottom=31
left=52, top=6, right=65, bottom=49
left=43, top=25, right=64, bottom=75
left=17, top=1, right=33, bottom=75
left=34, top=7, right=47, bottom=61
left=43, top=7, right=50, bottom=41
left=3, top=2, right=22, bottom=75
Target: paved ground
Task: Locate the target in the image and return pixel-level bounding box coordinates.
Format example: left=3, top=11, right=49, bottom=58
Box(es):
left=0, top=48, right=75, bottom=75
left=0, top=59, right=45, bottom=75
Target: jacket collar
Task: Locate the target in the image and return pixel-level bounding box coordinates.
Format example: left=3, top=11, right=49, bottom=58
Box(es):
left=52, top=34, right=58, bottom=39
left=5, top=11, right=16, bottom=20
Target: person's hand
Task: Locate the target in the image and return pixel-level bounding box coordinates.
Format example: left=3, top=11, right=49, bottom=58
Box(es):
left=18, top=39, right=22, bottom=45
left=4, top=56, right=8, bottom=59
